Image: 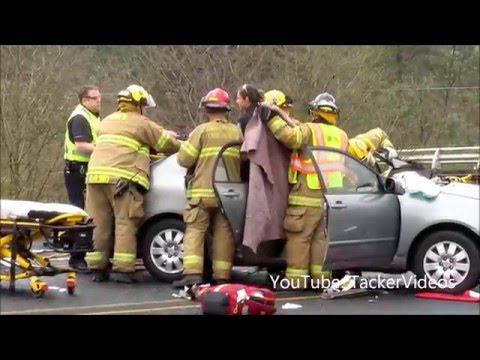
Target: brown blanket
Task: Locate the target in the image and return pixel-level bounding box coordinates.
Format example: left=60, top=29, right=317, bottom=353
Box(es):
left=240, top=106, right=291, bottom=253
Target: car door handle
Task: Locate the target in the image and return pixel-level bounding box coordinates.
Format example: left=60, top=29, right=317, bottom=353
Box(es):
left=330, top=201, right=347, bottom=209
left=222, top=190, right=240, bottom=198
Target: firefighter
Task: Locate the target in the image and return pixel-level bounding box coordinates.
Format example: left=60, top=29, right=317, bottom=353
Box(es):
left=172, top=88, right=243, bottom=288
left=348, top=127, right=397, bottom=167
left=63, top=85, right=101, bottom=272
left=85, top=84, right=181, bottom=283
left=283, top=92, right=348, bottom=290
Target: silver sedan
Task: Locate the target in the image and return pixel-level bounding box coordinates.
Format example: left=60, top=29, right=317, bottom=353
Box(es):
left=139, top=144, right=480, bottom=294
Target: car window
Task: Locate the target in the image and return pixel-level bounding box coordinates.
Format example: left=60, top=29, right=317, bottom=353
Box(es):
left=213, top=144, right=242, bottom=183
left=309, top=148, right=381, bottom=194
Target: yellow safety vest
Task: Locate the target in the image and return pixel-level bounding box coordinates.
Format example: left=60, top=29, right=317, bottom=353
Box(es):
left=64, top=104, right=100, bottom=162
left=288, top=123, right=348, bottom=189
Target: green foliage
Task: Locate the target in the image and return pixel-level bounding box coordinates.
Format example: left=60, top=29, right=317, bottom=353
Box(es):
left=1, top=45, right=478, bottom=201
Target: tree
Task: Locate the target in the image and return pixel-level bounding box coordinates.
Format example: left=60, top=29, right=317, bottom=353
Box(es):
left=0, top=45, right=94, bottom=200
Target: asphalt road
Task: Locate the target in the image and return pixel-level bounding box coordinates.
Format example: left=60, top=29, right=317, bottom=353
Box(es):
left=1, top=259, right=478, bottom=315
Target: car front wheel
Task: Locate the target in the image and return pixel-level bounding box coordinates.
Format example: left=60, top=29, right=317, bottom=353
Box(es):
left=412, top=230, right=480, bottom=294
left=141, top=218, right=185, bottom=282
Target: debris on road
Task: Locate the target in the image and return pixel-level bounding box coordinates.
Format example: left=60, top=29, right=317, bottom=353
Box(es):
left=282, top=303, right=302, bottom=310
left=171, top=286, right=194, bottom=300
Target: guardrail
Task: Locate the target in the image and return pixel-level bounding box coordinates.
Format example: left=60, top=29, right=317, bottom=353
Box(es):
left=398, top=146, right=480, bottom=170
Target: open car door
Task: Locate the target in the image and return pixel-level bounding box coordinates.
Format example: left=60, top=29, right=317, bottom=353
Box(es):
left=212, top=141, right=248, bottom=247
left=308, top=146, right=401, bottom=270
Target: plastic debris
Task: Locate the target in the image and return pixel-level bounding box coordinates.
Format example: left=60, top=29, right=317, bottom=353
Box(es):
left=172, top=286, right=193, bottom=300
left=281, top=303, right=302, bottom=310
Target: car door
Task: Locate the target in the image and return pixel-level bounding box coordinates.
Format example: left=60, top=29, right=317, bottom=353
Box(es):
left=308, top=146, right=401, bottom=270
left=212, top=141, right=248, bottom=247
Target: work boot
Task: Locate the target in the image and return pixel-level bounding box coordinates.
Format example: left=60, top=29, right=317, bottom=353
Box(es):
left=110, top=272, right=139, bottom=284
left=92, top=270, right=110, bottom=282
left=69, top=257, right=91, bottom=274
left=172, top=274, right=203, bottom=289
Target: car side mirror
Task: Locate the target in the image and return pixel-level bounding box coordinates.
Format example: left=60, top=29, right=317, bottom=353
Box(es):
left=384, top=177, right=405, bottom=194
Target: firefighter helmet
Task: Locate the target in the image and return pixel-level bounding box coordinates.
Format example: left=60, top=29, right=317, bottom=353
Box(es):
left=264, top=90, right=293, bottom=108
left=308, top=92, right=338, bottom=125
left=117, top=84, right=156, bottom=107
left=200, top=88, right=231, bottom=111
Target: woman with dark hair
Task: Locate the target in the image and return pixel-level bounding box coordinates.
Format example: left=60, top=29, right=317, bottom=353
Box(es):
left=235, top=84, right=265, bottom=134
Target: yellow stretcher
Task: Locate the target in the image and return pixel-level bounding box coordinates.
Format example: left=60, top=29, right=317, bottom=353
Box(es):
left=0, top=200, right=95, bottom=298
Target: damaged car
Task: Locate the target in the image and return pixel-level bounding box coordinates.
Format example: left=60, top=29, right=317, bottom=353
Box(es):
left=137, top=143, right=480, bottom=294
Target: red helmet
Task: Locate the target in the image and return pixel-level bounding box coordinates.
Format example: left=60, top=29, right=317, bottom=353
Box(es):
left=200, top=88, right=231, bottom=111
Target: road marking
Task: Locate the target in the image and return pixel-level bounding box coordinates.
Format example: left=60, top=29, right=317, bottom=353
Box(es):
left=83, top=304, right=201, bottom=315
left=0, top=298, right=193, bottom=315
left=1, top=292, right=326, bottom=315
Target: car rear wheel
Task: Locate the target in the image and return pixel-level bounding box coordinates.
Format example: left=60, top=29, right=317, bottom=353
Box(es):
left=413, top=230, right=480, bottom=294
left=141, top=219, right=185, bottom=282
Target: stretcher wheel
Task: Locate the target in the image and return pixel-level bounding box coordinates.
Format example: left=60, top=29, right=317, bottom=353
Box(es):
left=66, top=277, right=76, bottom=295
left=30, top=280, right=48, bottom=298
left=32, top=289, right=46, bottom=298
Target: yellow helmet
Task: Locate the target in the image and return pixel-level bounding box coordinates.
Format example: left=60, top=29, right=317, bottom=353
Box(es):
left=117, top=84, right=156, bottom=107
left=264, top=90, right=293, bottom=108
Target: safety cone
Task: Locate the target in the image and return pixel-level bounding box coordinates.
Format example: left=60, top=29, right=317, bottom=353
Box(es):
left=415, top=290, right=480, bottom=303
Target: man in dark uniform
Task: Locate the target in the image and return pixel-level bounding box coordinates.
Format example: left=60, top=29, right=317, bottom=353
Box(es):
left=63, top=85, right=101, bottom=272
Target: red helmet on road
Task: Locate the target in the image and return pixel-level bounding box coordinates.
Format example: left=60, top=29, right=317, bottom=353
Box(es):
left=200, top=88, right=231, bottom=111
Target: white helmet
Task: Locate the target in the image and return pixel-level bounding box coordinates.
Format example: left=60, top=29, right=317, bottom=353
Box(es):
left=117, top=84, right=156, bottom=108
left=309, top=92, right=338, bottom=112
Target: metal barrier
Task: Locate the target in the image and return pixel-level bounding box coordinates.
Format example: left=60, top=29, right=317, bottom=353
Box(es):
left=398, top=146, right=480, bottom=170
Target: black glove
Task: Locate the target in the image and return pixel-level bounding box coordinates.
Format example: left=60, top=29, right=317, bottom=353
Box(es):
left=258, top=104, right=272, bottom=122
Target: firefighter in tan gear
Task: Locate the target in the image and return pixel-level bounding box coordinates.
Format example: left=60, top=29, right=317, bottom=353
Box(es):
left=85, top=85, right=181, bottom=283
left=283, top=93, right=348, bottom=289
left=172, top=88, right=244, bottom=288
left=348, top=128, right=397, bottom=167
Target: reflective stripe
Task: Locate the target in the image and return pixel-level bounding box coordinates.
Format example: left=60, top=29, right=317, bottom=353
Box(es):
left=291, top=158, right=346, bottom=177
left=87, top=165, right=149, bottom=190
left=288, top=194, right=323, bottom=207
left=310, top=265, right=331, bottom=278
left=113, top=252, right=136, bottom=263
left=286, top=267, right=309, bottom=278
left=213, top=260, right=231, bottom=270
left=199, top=146, right=240, bottom=159
left=85, top=251, right=107, bottom=262
left=187, top=188, right=215, bottom=198
left=183, top=255, right=203, bottom=266
left=155, top=131, right=171, bottom=152
left=223, top=147, right=240, bottom=157
left=180, top=141, right=200, bottom=158
left=294, top=127, right=303, bottom=148
left=96, top=134, right=149, bottom=156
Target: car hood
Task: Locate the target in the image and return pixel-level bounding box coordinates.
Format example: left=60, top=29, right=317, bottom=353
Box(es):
left=440, top=181, right=479, bottom=200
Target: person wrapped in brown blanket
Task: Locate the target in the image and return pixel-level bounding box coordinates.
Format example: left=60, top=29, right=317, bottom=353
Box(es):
left=235, top=84, right=302, bottom=262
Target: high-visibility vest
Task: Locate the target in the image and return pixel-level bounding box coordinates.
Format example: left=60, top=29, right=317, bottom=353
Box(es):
left=288, top=123, right=348, bottom=189
left=64, top=104, right=100, bottom=162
